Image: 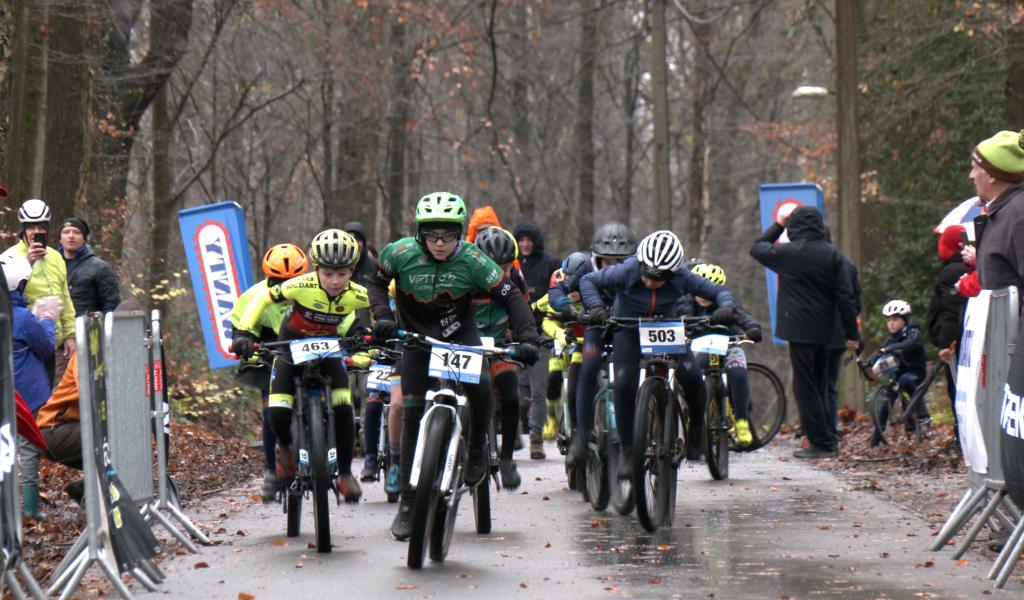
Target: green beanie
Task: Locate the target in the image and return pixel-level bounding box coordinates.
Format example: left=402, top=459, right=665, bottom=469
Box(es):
left=973, top=130, right=1024, bottom=183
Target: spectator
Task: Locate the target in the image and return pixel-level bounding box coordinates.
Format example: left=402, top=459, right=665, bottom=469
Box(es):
left=750, top=206, right=859, bottom=459
left=927, top=225, right=969, bottom=449
left=826, top=252, right=861, bottom=439
left=1, top=199, right=76, bottom=385
left=512, top=219, right=561, bottom=459
left=343, top=221, right=378, bottom=288
left=2, top=254, right=62, bottom=520
left=466, top=206, right=502, bottom=243
left=972, top=130, right=1024, bottom=289
left=58, top=217, right=120, bottom=315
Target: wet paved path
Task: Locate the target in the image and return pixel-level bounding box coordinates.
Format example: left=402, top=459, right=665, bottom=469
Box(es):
left=153, top=442, right=1018, bottom=599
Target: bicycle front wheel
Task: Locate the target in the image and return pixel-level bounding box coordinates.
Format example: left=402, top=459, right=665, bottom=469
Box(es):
left=432, top=442, right=464, bottom=561
left=705, top=377, right=730, bottom=481
left=408, top=410, right=451, bottom=569
left=868, top=386, right=894, bottom=444
left=308, top=398, right=332, bottom=553
left=633, top=376, right=670, bottom=532
left=741, top=362, right=786, bottom=451
left=586, top=384, right=611, bottom=511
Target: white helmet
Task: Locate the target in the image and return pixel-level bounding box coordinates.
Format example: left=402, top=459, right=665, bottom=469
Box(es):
left=882, top=300, right=912, bottom=317
left=636, top=230, right=684, bottom=278
left=18, top=199, right=51, bottom=225
left=1, top=255, right=32, bottom=292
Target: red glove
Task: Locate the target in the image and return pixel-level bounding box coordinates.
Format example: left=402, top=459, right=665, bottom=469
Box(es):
left=956, top=272, right=981, bottom=298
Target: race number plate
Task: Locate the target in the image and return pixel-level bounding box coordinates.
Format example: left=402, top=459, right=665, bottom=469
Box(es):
left=367, top=364, right=394, bottom=392
left=638, top=322, right=686, bottom=354
left=428, top=345, right=484, bottom=384
left=289, top=337, right=344, bottom=364
left=480, top=336, right=495, bottom=347
left=691, top=334, right=729, bottom=356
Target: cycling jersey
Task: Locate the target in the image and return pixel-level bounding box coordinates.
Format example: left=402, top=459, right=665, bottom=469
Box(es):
left=230, top=279, right=289, bottom=342
left=367, top=237, right=536, bottom=343
left=580, top=257, right=734, bottom=317
left=237, top=271, right=369, bottom=339
left=474, top=267, right=528, bottom=339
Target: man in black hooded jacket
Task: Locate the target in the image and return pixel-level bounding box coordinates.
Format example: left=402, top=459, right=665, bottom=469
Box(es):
left=751, top=206, right=859, bottom=458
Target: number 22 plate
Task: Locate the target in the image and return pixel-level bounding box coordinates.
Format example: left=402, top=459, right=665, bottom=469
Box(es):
left=638, top=322, right=686, bottom=354
left=428, top=345, right=484, bottom=383
left=367, top=365, right=394, bottom=391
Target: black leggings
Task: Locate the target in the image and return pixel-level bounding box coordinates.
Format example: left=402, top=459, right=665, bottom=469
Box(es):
left=493, top=366, right=520, bottom=460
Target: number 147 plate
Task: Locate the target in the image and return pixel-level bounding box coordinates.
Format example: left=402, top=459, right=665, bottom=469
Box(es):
left=428, top=345, right=484, bottom=383
left=638, top=322, right=686, bottom=354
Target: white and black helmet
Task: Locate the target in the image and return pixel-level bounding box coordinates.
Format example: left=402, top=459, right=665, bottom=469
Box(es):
left=882, top=299, right=912, bottom=317
left=636, top=230, right=684, bottom=279
left=1, top=255, right=32, bottom=292
left=18, top=199, right=51, bottom=225
left=309, top=229, right=359, bottom=268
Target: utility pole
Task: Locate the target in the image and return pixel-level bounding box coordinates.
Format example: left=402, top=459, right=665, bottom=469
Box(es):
left=836, top=0, right=864, bottom=409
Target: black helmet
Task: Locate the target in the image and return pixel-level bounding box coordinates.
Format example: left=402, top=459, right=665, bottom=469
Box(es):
left=591, top=222, right=637, bottom=258
left=475, top=226, right=518, bottom=265
left=562, top=251, right=591, bottom=277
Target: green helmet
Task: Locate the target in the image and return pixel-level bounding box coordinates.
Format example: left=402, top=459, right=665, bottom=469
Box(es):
left=414, top=192, right=467, bottom=228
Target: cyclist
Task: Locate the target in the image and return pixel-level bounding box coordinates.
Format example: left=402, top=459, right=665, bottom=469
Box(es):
left=232, top=229, right=369, bottom=503
left=685, top=263, right=763, bottom=449
left=366, top=192, right=540, bottom=540
left=473, top=226, right=529, bottom=489
left=872, top=299, right=928, bottom=446
left=549, top=223, right=637, bottom=467
left=579, top=230, right=736, bottom=479
left=533, top=251, right=590, bottom=441
left=230, top=243, right=309, bottom=502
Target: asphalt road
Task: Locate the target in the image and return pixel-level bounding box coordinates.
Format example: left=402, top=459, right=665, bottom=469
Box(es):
left=150, top=442, right=1019, bottom=599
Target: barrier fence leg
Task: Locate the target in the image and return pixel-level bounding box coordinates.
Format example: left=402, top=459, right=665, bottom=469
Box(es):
left=95, top=557, right=133, bottom=600
left=55, top=556, right=93, bottom=600
left=930, top=486, right=990, bottom=551
left=47, top=531, right=87, bottom=590
left=143, top=501, right=198, bottom=553
left=953, top=489, right=1006, bottom=559
left=129, top=567, right=158, bottom=592
left=164, top=501, right=211, bottom=545
left=46, top=546, right=87, bottom=596
left=15, top=562, right=45, bottom=600
left=993, top=517, right=1024, bottom=588
left=137, top=557, right=165, bottom=583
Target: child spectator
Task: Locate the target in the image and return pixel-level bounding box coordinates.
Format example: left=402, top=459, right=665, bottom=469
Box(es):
left=927, top=225, right=969, bottom=448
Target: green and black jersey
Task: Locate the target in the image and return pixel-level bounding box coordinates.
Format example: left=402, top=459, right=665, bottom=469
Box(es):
left=366, top=237, right=537, bottom=343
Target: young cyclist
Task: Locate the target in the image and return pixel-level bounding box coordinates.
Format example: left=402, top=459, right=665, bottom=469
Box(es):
left=548, top=222, right=637, bottom=467
left=232, top=229, right=369, bottom=503
left=686, top=263, right=763, bottom=449
left=579, top=230, right=736, bottom=479
left=872, top=299, right=929, bottom=446
left=230, top=243, right=308, bottom=502
left=473, top=226, right=529, bottom=489
left=365, top=192, right=539, bottom=540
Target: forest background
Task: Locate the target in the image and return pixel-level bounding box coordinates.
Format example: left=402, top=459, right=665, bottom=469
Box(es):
left=1, top=0, right=1022, bottom=429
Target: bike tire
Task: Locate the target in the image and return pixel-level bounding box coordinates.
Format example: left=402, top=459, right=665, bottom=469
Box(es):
left=285, top=487, right=301, bottom=537
left=431, top=443, right=465, bottom=561
left=705, top=377, right=730, bottom=481
left=408, top=410, right=451, bottom=569
left=868, top=386, right=893, bottom=444
left=586, top=384, right=611, bottom=511
left=659, top=390, right=679, bottom=527
left=471, top=475, right=491, bottom=534
left=633, top=377, right=668, bottom=532
left=308, top=397, right=332, bottom=553
left=740, top=362, right=787, bottom=451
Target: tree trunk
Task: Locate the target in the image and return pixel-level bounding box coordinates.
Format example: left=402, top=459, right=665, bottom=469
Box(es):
left=385, top=21, right=411, bottom=240
left=0, top=0, right=15, bottom=195
left=41, top=1, right=90, bottom=223
left=1006, top=19, right=1024, bottom=126
left=649, top=0, right=671, bottom=231
left=511, top=0, right=532, bottom=220
left=687, top=19, right=712, bottom=256
left=620, top=25, right=641, bottom=227
left=149, top=82, right=172, bottom=310
left=6, top=0, right=48, bottom=209
left=572, top=0, right=598, bottom=249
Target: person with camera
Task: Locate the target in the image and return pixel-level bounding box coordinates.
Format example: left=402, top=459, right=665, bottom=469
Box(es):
left=1, top=199, right=76, bottom=385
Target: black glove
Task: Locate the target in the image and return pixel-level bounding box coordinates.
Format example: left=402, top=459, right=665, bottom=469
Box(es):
left=587, top=305, right=610, bottom=325
left=710, top=305, right=737, bottom=326
left=513, top=342, right=540, bottom=366
left=558, top=306, right=580, bottom=322
left=230, top=330, right=256, bottom=360
left=744, top=327, right=763, bottom=343
left=372, top=319, right=400, bottom=343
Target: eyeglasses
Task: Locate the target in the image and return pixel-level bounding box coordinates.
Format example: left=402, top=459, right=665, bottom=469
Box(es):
left=422, top=231, right=459, bottom=244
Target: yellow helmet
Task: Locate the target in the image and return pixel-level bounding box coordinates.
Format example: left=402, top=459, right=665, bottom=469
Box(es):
left=692, top=263, right=726, bottom=286
left=309, top=229, right=359, bottom=268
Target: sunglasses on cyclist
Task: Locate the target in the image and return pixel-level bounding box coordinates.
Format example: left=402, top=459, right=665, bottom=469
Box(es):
left=640, top=265, right=673, bottom=281
left=421, top=231, right=460, bottom=244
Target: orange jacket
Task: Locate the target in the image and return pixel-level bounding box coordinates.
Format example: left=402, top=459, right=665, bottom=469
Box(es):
left=37, top=352, right=79, bottom=428
left=466, top=206, right=502, bottom=243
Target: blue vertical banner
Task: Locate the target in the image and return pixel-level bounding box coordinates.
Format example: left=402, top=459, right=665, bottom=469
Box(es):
left=178, top=202, right=254, bottom=369
left=757, top=183, right=825, bottom=345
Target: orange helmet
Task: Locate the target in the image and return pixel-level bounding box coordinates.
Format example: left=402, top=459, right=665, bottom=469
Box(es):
left=549, top=268, right=565, bottom=288
left=262, top=243, right=308, bottom=279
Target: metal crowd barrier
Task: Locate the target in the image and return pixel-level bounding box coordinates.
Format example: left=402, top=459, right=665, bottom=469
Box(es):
left=928, top=287, right=1022, bottom=588
left=0, top=313, right=45, bottom=599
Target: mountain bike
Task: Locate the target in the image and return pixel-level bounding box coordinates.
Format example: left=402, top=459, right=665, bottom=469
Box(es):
left=855, top=352, right=941, bottom=445
left=393, top=331, right=524, bottom=569
left=584, top=327, right=634, bottom=515
left=697, top=333, right=753, bottom=481
left=551, top=333, right=588, bottom=495
left=364, top=350, right=400, bottom=502
left=259, top=334, right=365, bottom=553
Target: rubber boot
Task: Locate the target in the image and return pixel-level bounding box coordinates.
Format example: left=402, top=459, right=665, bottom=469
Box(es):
left=23, top=484, right=47, bottom=521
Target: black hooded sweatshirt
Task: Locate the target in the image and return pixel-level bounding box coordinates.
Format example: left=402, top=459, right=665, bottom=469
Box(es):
left=512, top=220, right=561, bottom=300
left=750, top=207, right=859, bottom=345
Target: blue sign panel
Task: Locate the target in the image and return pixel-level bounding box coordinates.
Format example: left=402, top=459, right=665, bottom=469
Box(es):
left=757, top=183, right=825, bottom=345
left=178, top=202, right=254, bottom=369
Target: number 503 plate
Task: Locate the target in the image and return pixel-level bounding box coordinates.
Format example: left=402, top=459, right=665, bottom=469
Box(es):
left=428, top=345, right=484, bottom=383
left=638, top=322, right=686, bottom=354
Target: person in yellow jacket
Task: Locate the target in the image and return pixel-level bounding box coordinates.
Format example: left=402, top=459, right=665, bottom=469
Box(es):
left=1, top=199, right=76, bottom=384
left=232, top=229, right=370, bottom=503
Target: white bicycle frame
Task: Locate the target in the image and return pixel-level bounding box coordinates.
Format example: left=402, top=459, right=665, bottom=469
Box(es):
left=409, top=388, right=467, bottom=493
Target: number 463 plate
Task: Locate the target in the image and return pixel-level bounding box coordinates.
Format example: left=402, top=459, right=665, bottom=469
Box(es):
left=428, top=345, right=484, bottom=383
left=639, top=322, right=686, bottom=354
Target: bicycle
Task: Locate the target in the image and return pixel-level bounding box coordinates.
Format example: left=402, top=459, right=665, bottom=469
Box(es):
left=550, top=334, right=587, bottom=495
left=855, top=352, right=941, bottom=445
left=392, top=331, right=525, bottom=569
left=364, top=349, right=400, bottom=502
left=259, top=334, right=366, bottom=553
